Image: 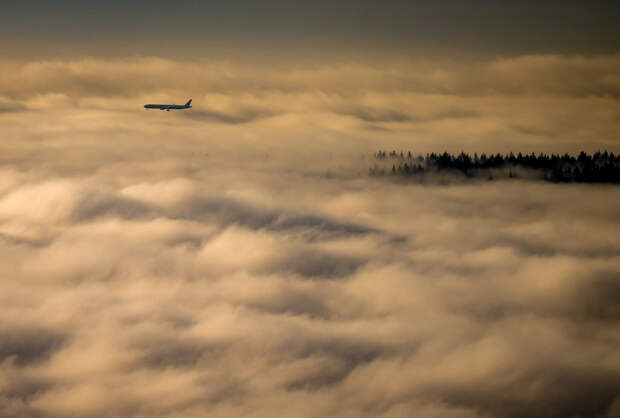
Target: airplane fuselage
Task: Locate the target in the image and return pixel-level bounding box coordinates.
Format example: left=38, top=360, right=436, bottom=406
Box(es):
left=144, top=99, right=192, bottom=111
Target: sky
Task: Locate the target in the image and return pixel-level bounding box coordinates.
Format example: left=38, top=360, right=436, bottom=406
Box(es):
left=3, top=0, right=620, bottom=59
left=1, top=2, right=620, bottom=418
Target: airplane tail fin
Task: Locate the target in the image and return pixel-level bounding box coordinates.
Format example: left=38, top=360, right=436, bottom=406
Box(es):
left=185, top=99, right=192, bottom=107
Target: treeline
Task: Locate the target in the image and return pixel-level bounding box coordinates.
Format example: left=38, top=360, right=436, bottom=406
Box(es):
left=369, top=150, right=620, bottom=183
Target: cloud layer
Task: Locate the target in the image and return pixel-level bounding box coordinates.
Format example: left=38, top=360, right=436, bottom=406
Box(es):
left=2, top=55, right=620, bottom=156
left=1, top=160, right=620, bottom=418
left=1, top=54, right=620, bottom=417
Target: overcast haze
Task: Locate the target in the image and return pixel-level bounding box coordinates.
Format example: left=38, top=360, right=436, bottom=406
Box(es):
left=1, top=1, right=620, bottom=417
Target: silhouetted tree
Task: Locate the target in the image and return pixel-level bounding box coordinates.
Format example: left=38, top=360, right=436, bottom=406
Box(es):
left=371, top=150, right=620, bottom=184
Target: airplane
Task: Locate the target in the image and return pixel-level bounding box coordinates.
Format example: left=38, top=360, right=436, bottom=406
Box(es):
left=144, top=99, right=192, bottom=111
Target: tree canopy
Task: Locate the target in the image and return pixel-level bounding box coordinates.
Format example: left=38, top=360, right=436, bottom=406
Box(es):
left=369, top=150, right=620, bottom=183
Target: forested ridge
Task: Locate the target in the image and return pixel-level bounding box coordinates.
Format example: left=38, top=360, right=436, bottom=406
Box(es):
left=369, top=150, right=620, bottom=183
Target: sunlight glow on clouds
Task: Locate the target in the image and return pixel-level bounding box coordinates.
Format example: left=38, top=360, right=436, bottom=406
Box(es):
left=2, top=55, right=620, bottom=155
left=1, top=165, right=620, bottom=417
left=1, top=47, right=620, bottom=418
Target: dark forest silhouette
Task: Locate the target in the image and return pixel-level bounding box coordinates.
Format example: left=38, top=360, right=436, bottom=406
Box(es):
left=369, top=150, right=620, bottom=183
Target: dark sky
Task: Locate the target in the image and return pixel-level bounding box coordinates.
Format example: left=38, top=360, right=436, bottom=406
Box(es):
left=3, top=0, right=620, bottom=59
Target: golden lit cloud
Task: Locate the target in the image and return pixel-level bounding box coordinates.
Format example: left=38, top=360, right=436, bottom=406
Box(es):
left=1, top=22, right=620, bottom=416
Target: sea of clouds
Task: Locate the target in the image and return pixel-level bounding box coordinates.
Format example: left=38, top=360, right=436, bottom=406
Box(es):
left=1, top=55, right=620, bottom=417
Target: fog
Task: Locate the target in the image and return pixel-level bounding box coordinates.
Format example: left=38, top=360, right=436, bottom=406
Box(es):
left=1, top=55, right=620, bottom=417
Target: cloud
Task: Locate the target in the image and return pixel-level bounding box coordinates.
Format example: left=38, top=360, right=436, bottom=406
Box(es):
left=336, top=105, right=479, bottom=124
left=183, top=107, right=276, bottom=125
left=3, top=55, right=620, bottom=100
left=3, top=55, right=619, bottom=154
left=0, top=328, right=67, bottom=367
left=1, top=164, right=619, bottom=418
left=1, top=54, right=620, bottom=417
left=0, top=99, right=27, bottom=114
